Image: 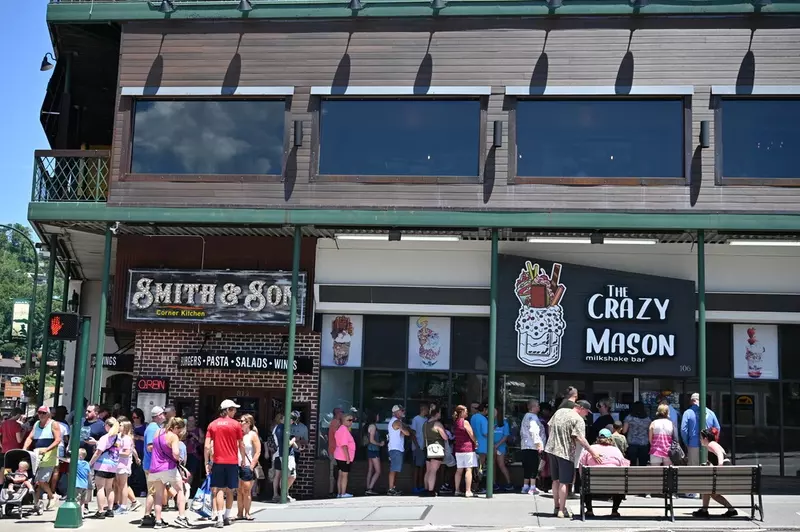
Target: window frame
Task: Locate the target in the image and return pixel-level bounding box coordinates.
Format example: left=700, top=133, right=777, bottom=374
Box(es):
left=121, top=96, right=291, bottom=183
left=714, top=94, right=800, bottom=186
left=508, top=95, right=692, bottom=186
left=310, top=95, right=488, bottom=184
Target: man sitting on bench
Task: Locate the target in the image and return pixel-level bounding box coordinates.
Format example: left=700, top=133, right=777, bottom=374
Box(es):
left=579, top=429, right=630, bottom=518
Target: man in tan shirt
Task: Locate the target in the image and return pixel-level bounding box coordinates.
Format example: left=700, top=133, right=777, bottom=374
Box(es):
left=327, top=408, right=343, bottom=496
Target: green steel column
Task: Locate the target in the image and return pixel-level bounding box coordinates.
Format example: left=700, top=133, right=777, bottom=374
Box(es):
left=25, top=254, right=39, bottom=369
left=697, top=229, right=707, bottom=464
left=91, top=227, right=113, bottom=403
left=54, top=274, right=70, bottom=406
left=280, top=226, right=302, bottom=504
left=54, top=316, right=91, bottom=529
left=38, top=234, right=58, bottom=405
left=486, top=229, right=499, bottom=498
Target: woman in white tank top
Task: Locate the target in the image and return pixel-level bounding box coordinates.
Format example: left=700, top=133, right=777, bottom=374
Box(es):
left=237, top=415, right=261, bottom=521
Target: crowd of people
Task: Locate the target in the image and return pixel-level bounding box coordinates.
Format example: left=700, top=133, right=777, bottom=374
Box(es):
left=0, top=399, right=310, bottom=528
left=321, top=387, right=736, bottom=520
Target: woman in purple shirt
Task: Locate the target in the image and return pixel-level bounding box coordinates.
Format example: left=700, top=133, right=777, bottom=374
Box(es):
left=149, top=417, right=190, bottom=529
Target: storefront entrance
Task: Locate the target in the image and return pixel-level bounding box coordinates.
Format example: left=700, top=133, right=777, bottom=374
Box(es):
left=198, top=386, right=284, bottom=432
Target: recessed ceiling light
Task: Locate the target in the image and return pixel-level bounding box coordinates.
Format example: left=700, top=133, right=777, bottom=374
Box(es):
left=401, top=235, right=461, bottom=242
left=527, top=237, right=592, bottom=244
left=727, top=239, right=800, bottom=247
left=334, top=234, right=388, bottom=241
left=604, top=238, right=658, bottom=245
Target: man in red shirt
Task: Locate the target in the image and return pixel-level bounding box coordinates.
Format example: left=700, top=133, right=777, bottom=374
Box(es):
left=204, top=400, right=246, bottom=528
left=0, top=408, right=25, bottom=462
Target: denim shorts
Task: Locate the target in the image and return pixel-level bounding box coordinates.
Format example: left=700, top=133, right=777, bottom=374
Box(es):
left=367, top=449, right=381, bottom=459
left=389, top=450, right=404, bottom=473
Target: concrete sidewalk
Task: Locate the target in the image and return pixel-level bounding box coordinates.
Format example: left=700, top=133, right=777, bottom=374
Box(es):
left=4, top=493, right=800, bottom=531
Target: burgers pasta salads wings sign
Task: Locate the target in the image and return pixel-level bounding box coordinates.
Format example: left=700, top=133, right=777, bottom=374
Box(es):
left=127, top=269, right=307, bottom=325
left=499, top=254, right=696, bottom=376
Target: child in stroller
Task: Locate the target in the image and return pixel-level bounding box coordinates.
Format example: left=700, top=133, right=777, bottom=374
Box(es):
left=0, top=449, right=42, bottom=518
left=6, top=462, right=35, bottom=495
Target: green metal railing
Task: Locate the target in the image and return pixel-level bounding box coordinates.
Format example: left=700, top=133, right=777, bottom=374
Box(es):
left=32, top=150, right=110, bottom=203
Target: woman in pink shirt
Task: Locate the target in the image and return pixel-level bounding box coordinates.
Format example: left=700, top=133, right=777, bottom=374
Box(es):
left=579, top=429, right=630, bottom=518
left=334, top=414, right=356, bottom=498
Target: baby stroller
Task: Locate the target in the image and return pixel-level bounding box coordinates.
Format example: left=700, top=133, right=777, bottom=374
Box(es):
left=0, top=449, right=42, bottom=518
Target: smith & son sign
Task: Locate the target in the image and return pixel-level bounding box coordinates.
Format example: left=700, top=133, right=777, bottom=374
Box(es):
left=127, top=269, right=307, bottom=326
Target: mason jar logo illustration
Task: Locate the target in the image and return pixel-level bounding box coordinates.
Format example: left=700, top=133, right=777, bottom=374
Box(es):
left=514, top=261, right=567, bottom=368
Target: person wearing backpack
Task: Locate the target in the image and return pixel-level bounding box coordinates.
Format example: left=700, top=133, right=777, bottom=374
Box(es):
left=88, top=417, right=121, bottom=519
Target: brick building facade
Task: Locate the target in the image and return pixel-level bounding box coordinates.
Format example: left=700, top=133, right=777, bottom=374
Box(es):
left=133, top=328, right=321, bottom=498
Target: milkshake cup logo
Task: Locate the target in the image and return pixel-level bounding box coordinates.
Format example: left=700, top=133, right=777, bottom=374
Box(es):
left=330, top=315, right=354, bottom=366
left=514, top=261, right=567, bottom=368
left=744, top=327, right=764, bottom=378
left=416, top=317, right=442, bottom=367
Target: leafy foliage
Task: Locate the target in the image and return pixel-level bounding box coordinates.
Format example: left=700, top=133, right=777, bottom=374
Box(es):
left=0, top=223, right=65, bottom=364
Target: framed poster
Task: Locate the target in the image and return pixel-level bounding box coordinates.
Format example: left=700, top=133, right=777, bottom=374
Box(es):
left=732, top=324, right=779, bottom=380
left=321, top=315, right=364, bottom=368
left=408, top=316, right=451, bottom=370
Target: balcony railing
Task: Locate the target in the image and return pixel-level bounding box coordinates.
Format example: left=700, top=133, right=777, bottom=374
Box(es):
left=32, top=150, right=110, bottom=203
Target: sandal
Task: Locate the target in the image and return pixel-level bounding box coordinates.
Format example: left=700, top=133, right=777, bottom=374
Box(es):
left=244, top=516, right=255, bottom=521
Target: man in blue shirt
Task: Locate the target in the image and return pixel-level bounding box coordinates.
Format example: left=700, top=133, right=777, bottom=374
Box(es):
left=681, top=393, right=720, bottom=466
left=79, top=405, right=106, bottom=455
left=470, top=403, right=489, bottom=493
left=142, top=406, right=166, bottom=527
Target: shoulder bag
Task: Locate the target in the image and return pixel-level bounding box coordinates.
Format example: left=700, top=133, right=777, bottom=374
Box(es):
left=424, top=422, right=445, bottom=459
left=668, top=421, right=687, bottom=465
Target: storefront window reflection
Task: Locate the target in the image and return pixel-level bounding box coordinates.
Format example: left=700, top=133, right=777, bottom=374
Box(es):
left=732, top=382, right=780, bottom=476
left=318, top=369, right=360, bottom=458
left=407, top=372, right=449, bottom=415
left=363, top=370, right=405, bottom=423
left=451, top=373, right=487, bottom=411
left=783, top=382, right=800, bottom=477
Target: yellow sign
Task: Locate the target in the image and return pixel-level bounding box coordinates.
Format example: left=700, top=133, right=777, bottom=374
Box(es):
left=736, top=395, right=754, bottom=405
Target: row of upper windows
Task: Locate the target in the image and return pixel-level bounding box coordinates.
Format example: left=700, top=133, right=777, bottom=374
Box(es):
left=129, top=97, right=799, bottom=182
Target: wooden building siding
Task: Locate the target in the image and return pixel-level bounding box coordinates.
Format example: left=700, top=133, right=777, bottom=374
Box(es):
left=108, top=17, right=800, bottom=214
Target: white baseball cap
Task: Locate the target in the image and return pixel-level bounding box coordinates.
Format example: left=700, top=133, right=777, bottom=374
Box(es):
left=220, top=399, right=241, bottom=410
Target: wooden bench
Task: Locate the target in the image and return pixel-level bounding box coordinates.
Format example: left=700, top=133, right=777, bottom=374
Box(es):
left=673, top=465, right=763, bottom=521
left=579, top=465, right=763, bottom=522
left=580, top=466, right=673, bottom=521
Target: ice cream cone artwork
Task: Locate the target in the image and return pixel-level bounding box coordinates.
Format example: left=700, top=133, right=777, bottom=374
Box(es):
left=417, top=317, right=442, bottom=367
left=744, top=327, right=765, bottom=378
left=514, top=262, right=567, bottom=368
left=331, top=315, right=354, bottom=366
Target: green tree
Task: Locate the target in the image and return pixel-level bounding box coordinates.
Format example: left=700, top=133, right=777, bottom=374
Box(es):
left=0, top=223, right=65, bottom=366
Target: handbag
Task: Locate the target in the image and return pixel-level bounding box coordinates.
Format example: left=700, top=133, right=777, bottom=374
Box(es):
left=424, top=422, right=445, bottom=459
left=254, top=464, right=265, bottom=480
left=191, top=476, right=213, bottom=518
left=668, top=424, right=687, bottom=466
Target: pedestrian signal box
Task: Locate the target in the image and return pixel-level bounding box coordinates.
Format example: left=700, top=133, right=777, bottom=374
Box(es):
left=48, top=312, right=80, bottom=341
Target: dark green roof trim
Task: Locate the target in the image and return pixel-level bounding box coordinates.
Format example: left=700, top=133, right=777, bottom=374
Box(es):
left=27, top=202, right=800, bottom=231
left=46, top=0, right=800, bottom=23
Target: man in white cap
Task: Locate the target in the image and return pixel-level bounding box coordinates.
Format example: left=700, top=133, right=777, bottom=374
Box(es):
left=205, top=399, right=246, bottom=528
left=141, top=406, right=166, bottom=527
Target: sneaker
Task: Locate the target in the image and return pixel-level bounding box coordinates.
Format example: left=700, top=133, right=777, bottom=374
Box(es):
left=521, top=485, right=530, bottom=494
left=365, top=489, right=379, bottom=496
left=91, top=511, right=106, bottom=519
left=130, top=500, right=142, bottom=512
left=214, top=518, right=224, bottom=529
left=287, top=496, right=296, bottom=503
left=105, top=509, right=115, bottom=518
left=341, top=493, right=354, bottom=498
left=174, top=516, right=191, bottom=528
left=154, top=520, right=169, bottom=529
left=723, top=509, right=739, bottom=518
left=465, top=491, right=474, bottom=498
left=530, top=486, right=540, bottom=495
left=140, top=514, right=156, bottom=528
left=412, top=487, right=425, bottom=494
left=584, top=510, right=594, bottom=518
left=644, top=494, right=652, bottom=499
left=387, top=488, right=401, bottom=496
left=562, top=508, right=572, bottom=519
left=46, top=498, right=54, bottom=511
left=223, top=517, right=232, bottom=526
left=692, top=508, right=710, bottom=518
left=272, top=495, right=280, bottom=503
left=611, top=511, right=621, bottom=518
left=439, top=484, right=454, bottom=494
left=476, top=488, right=487, bottom=495
left=504, top=484, right=515, bottom=492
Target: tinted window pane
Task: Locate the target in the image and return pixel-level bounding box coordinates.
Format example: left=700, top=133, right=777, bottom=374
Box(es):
left=516, top=99, right=684, bottom=178
left=319, top=99, right=480, bottom=176
left=132, top=100, right=285, bottom=174
left=722, top=99, right=800, bottom=178
left=363, top=315, right=407, bottom=369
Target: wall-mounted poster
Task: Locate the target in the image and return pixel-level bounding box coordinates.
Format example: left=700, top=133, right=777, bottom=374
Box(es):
left=733, top=324, right=779, bottom=380
left=321, top=315, right=364, bottom=368
left=11, top=299, right=30, bottom=341
left=408, top=316, right=451, bottom=370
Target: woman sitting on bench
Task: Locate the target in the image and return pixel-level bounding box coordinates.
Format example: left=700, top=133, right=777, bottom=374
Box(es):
left=579, top=428, right=630, bottom=518
left=692, top=428, right=738, bottom=518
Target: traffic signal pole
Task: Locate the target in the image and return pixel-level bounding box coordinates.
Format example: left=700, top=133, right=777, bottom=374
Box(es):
left=55, top=316, right=91, bottom=529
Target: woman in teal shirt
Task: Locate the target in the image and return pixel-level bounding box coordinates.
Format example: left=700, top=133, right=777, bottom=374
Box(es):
left=492, top=408, right=514, bottom=492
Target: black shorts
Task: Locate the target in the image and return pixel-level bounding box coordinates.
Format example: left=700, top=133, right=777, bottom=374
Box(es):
left=521, top=449, right=540, bottom=479
left=210, top=463, right=239, bottom=490
left=336, top=460, right=351, bottom=473
left=238, top=466, right=254, bottom=482
left=426, top=457, right=443, bottom=463
left=548, top=455, right=575, bottom=485
left=94, top=470, right=116, bottom=479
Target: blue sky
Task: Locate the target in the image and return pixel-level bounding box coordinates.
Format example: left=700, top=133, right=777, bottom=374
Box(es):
left=0, top=1, right=52, bottom=231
